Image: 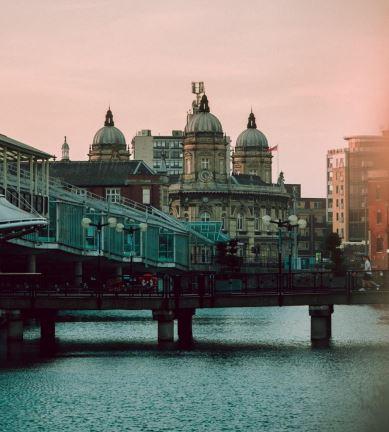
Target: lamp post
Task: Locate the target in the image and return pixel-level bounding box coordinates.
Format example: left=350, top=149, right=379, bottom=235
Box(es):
left=115, top=222, right=148, bottom=279
left=81, top=215, right=118, bottom=293
left=262, top=214, right=307, bottom=274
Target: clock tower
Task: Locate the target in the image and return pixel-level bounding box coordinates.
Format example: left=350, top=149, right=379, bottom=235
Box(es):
left=182, top=94, right=228, bottom=186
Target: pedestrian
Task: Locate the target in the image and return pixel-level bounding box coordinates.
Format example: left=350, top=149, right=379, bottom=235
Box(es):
left=360, top=256, right=380, bottom=291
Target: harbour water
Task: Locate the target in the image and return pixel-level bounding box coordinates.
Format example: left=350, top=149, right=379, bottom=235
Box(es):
left=1, top=306, right=389, bottom=431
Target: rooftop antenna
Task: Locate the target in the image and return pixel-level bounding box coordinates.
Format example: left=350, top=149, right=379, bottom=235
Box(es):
left=191, top=81, right=205, bottom=114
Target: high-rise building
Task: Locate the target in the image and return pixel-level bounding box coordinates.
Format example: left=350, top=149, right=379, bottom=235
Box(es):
left=131, top=130, right=184, bottom=175
left=326, top=131, right=389, bottom=245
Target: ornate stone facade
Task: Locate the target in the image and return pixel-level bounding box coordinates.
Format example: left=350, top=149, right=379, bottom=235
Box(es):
left=169, top=94, right=290, bottom=260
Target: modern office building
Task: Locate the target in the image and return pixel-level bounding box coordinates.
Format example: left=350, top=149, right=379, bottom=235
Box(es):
left=132, top=130, right=184, bottom=175
left=326, top=131, right=389, bottom=244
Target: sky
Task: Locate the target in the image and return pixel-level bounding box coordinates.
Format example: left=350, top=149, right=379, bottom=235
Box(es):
left=1, top=0, right=388, bottom=197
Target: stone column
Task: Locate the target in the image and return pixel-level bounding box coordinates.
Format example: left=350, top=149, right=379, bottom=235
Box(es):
left=74, top=261, right=83, bottom=288
left=27, top=255, right=36, bottom=273
left=177, top=309, right=195, bottom=347
left=39, top=310, right=57, bottom=343
left=6, top=310, right=24, bottom=341
left=153, top=310, right=175, bottom=344
left=309, top=305, right=333, bottom=347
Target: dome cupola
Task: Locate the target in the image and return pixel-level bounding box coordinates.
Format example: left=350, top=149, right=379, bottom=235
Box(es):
left=92, top=108, right=126, bottom=146
left=88, top=108, right=130, bottom=161
left=236, top=111, right=268, bottom=150
left=185, top=95, right=223, bottom=134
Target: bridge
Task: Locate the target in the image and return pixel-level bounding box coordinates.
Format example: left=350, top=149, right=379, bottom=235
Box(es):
left=1, top=271, right=388, bottom=351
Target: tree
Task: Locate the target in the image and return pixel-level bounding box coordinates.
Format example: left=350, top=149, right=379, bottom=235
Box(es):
left=324, top=232, right=345, bottom=276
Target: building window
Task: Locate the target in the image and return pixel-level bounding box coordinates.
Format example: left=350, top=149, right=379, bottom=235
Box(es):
left=221, top=214, right=226, bottom=230
left=142, top=187, right=151, bottom=205
left=377, top=237, right=384, bottom=253
left=250, top=169, right=258, bottom=176
left=200, top=212, right=210, bottom=222
left=376, top=186, right=381, bottom=200
left=377, top=210, right=382, bottom=224
left=105, top=188, right=121, bottom=203
left=236, top=213, right=244, bottom=231
left=201, top=158, right=210, bottom=170
left=254, top=214, right=260, bottom=231
left=219, top=159, right=224, bottom=174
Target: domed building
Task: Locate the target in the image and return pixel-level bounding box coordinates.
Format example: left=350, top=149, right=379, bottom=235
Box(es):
left=169, top=93, right=290, bottom=261
left=232, top=111, right=272, bottom=182
left=88, top=108, right=130, bottom=161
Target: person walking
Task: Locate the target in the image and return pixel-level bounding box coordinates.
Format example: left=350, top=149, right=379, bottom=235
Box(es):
left=360, top=256, right=380, bottom=291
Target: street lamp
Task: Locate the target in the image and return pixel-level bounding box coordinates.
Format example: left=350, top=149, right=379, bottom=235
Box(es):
left=115, top=222, right=148, bottom=279
left=262, top=214, right=307, bottom=274
left=81, top=215, right=118, bottom=293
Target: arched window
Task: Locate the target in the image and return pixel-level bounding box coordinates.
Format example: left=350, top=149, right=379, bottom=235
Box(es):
left=200, top=212, right=211, bottom=222
left=236, top=213, right=244, bottom=231
left=377, top=209, right=382, bottom=224
left=377, top=237, right=384, bottom=252
left=254, top=213, right=260, bottom=231
left=219, top=159, right=225, bottom=174
left=184, top=213, right=189, bottom=222
left=201, top=158, right=210, bottom=169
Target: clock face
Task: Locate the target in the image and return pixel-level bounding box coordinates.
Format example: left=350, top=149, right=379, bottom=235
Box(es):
left=199, top=170, right=213, bottom=182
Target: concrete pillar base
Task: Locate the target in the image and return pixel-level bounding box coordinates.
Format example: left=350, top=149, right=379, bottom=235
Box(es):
left=74, top=261, right=83, bottom=288
left=153, top=310, right=175, bottom=344
left=27, top=255, right=37, bottom=273
left=309, top=305, right=333, bottom=347
left=39, top=310, right=57, bottom=343
left=177, top=309, right=195, bottom=347
left=6, top=311, right=24, bottom=341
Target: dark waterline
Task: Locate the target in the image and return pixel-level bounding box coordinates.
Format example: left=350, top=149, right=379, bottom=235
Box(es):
left=1, top=306, right=389, bottom=432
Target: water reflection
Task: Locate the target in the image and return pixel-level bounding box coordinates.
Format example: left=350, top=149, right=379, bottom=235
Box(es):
left=1, top=306, right=389, bottom=432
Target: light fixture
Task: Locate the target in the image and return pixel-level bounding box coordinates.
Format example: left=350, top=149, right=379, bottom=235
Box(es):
left=81, top=217, right=92, bottom=228
left=262, top=215, right=272, bottom=226
left=288, top=215, right=298, bottom=225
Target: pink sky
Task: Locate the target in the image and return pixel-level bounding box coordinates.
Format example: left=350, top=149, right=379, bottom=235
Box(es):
left=1, top=0, right=388, bottom=196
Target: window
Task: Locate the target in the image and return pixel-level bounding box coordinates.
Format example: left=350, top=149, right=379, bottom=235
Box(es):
left=200, top=212, right=210, bottom=222
left=236, top=213, right=244, bottom=231
left=142, top=187, right=151, bottom=204
left=105, top=188, right=121, bottom=203
left=377, top=237, right=384, bottom=252
left=376, top=186, right=381, bottom=200
left=219, top=159, right=225, bottom=174
left=201, top=158, right=210, bottom=169
left=377, top=210, right=382, bottom=224
left=254, top=214, right=260, bottom=231
left=250, top=169, right=258, bottom=176
left=221, top=214, right=226, bottom=230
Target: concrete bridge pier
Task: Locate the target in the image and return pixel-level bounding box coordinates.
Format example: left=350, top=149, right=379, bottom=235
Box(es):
left=6, top=310, right=24, bottom=341
left=74, top=261, right=83, bottom=288
left=39, top=310, right=57, bottom=343
left=177, top=309, right=195, bottom=347
left=309, top=305, right=333, bottom=347
left=153, top=310, right=175, bottom=345
left=27, top=254, right=36, bottom=273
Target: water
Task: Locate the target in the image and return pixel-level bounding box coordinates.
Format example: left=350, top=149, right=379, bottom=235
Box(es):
left=1, top=306, right=389, bottom=432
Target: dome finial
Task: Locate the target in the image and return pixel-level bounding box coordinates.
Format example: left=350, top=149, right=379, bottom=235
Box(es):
left=199, top=94, right=210, bottom=113
left=247, top=111, right=257, bottom=129
left=104, top=107, right=114, bottom=126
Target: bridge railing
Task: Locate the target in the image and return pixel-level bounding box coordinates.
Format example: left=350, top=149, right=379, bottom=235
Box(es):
left=0, top=271, right=387, bottom=299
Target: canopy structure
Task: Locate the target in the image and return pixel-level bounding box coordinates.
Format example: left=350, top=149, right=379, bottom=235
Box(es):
left=0, top=194, right=47, bottom=241
left=186, top=221, right=229, bottom=243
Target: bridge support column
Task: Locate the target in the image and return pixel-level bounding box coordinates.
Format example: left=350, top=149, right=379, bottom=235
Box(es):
left=309, top=305, right=333, bottom=347
left=74, top=261, right=83, bottom=288
left=27, top=254, right=36, bottom=273
left=6, top=310, right=24, bottom=341
left=177, top=309, right=195, bottom=347
left=153, top=310, right=175, bottom=345
left=0, top=313, right=8, bottom=358
left=39, top=310, right=57, bottom=343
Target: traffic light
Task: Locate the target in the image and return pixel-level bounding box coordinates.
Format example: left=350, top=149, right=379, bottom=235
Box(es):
left=228, top=239, right=238, bottom=255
